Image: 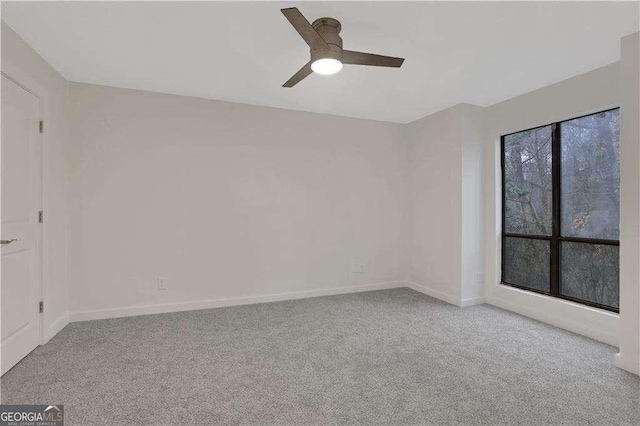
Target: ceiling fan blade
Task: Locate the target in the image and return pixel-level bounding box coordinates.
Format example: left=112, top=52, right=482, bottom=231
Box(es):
left=281, top=8, right=330, bottom=50
left=342, top=50, right=405, bottom=68
left=283, top=62, right=313, bottom=88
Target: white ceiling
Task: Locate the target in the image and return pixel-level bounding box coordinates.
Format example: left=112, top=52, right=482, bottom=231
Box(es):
left=2, top=2, right=638, bottom=123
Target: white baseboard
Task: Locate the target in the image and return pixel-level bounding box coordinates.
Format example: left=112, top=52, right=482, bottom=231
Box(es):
left=615, top=353, right=640, bottom=376
left=460, top=296, right=486, bottom=307
left=46, top=312, right=69, bottom=342
left=406, top=281, right=462, bottom=306
left=406, top=281, right=486, bottom=307
left=486, top=296, right=618, bottom=346
left=69, top=281, right=405, bottom=322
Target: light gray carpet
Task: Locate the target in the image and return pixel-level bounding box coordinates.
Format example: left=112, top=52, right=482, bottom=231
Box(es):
left=1, top=288, right=638, bottom=425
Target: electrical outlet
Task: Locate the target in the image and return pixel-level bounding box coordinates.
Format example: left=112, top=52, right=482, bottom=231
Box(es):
left=350, top=261, right=367, bottom=274
left=158, top=277, right=169, bottom=290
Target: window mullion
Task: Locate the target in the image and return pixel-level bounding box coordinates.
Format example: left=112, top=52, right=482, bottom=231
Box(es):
left=550, top=122, right=561, bottom=297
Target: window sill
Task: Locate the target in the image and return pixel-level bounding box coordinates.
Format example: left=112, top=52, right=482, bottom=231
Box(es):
left=498, top=282, right=620, bottom=317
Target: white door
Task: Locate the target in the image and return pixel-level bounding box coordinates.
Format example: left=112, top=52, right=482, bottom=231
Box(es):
left=1, top=74, right=42, bottom=375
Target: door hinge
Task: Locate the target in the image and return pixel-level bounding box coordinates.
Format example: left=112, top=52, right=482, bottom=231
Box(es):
left=39, top=121, right=44, bottom=133
left=39, top=301, right=44, bottom=314
left=39, top=211, right=43, bottom=223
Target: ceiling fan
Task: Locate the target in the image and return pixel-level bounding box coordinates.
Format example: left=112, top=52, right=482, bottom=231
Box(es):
left=280, top=7, right=405, bottom=88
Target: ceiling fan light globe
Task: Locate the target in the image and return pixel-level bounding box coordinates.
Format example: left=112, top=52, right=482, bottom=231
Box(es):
left=311, top=58, right=343, bottom=75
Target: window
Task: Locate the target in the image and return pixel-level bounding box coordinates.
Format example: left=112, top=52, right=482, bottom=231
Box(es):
left=501, top=108, right=620, bottom=312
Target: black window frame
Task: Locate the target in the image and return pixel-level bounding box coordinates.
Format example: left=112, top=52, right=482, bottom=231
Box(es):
left=500, top=107, right=620, bottom=313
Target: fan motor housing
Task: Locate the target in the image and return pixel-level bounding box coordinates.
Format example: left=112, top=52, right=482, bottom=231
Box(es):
left=311, top=17, right=343, bottom=62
